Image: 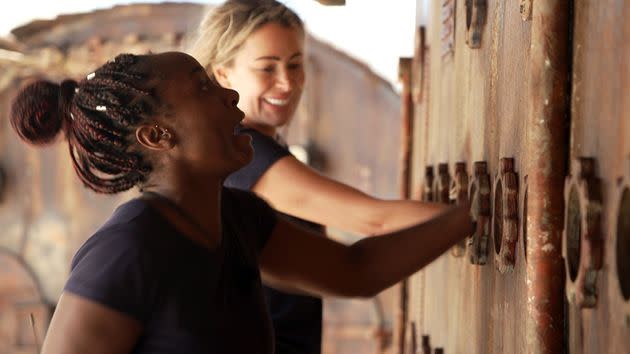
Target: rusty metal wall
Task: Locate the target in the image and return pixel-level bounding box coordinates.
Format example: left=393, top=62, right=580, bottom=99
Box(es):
left=564, top=1, right=630, bottom=353
left=403, top=1, right=629, bottom=354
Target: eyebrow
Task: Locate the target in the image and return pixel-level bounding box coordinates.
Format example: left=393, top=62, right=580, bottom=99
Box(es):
left=255, top=52, right=303, bottom=61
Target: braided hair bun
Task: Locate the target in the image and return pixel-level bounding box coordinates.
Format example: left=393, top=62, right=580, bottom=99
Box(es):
left=10, top=79, right=77, bottom=145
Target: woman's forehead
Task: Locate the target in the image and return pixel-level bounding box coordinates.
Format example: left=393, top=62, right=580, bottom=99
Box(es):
left=239, top=24, right=304, bottom=57
left=150, top=52, right=203, bottom=76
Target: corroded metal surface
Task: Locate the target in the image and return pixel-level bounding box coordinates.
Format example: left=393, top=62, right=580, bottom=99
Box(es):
left=433, top=163, right=450, bottom=204
left=407, top=0, right=629, bottom=353
left=493, top=157, right=519, bottom=274
left=468, top=161, right=491, bottom=266
left=421, top=166, right=435, bottom=202
left=450, top=162, right=469, bottom=257
left=464, top=0, right=487, bottom=48
left=392, top=57, right=414, bottom=354
left=565, top=0, right=630, bottom=352
left=406, top=0, right=569, bottom=353
left=526, top=1, right=570, bottom=353
left=563, top=157, right=602, bottom=308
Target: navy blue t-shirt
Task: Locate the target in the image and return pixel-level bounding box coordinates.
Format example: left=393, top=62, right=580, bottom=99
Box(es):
left=65, top=188, right=276, bottom=354
left=225, top=127, right=323, bottom=354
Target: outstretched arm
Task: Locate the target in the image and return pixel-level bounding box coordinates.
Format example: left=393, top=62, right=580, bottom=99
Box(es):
left=259, top=202, right=473, bottom=298
left=253, top=156, right=447, bottom=236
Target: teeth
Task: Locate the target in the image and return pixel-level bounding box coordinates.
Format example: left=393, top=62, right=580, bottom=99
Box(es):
left=264, top=97, right=289, bottom=106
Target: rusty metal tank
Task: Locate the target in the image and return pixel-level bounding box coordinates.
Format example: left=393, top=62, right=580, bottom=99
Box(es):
left=399, top=1, right=630, bottom=354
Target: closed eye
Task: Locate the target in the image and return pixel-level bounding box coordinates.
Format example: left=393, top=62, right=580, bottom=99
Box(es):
left=259, top=66, right=275, bottom=74
left=288, top=63, right=302, bottom=70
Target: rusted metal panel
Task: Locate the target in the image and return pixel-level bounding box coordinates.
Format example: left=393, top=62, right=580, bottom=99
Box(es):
left=565, top=0, right=630, bottom=353
left=406, top=0, right=565, bottom=353
left=392, top=57, right=414, bottom=354
left=526, top=2, right=571, bottom=353
left=407, top=0, right=629, bottom=353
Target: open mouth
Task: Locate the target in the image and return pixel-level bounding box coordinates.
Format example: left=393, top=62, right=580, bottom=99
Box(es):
left=263, top=97, right=290, bottom=106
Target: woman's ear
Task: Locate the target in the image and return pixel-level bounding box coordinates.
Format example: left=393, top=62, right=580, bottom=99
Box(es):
left=136, top=124, right=175, bottom=151
left=212, top=66, right=231, bottom=88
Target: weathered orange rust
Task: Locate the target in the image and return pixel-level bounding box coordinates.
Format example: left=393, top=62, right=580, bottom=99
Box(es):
left=399, top=58, right=414, bottom=200
left=420, top=335, right=431, bottom=354
left=563, top=157, right=602, bottom=308
left=412, top=27, right=426, bottom=104
left=433, top=163, right=450, bottom=203
left=440, top=0, right=456, bottom=58
left=526, top=1, right=570, bottom=353
left=468, top=161, right=491, bottom=265
left=493, top=157, right=519, bottom=273
left=393, top=57, right=414, bottom=354
left=519, top=0, right=533, bottom=21
left=450, top=162, right=468, bottom=257
left=464, top=0, right=487, bottom=48
left=422, top=166, right=435, bottom=202
left=565, top=1, right=630, bottom=349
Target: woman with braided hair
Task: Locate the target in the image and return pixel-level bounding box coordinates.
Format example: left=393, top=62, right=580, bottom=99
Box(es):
left=10, top=51, right=473, bottom=354
left=187, top=1, right=470, bottom=353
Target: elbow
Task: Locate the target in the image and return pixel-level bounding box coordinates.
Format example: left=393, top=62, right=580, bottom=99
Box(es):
left=330, top=282, right=382, bottom=299
left=352, top=285, right=383, bottom=299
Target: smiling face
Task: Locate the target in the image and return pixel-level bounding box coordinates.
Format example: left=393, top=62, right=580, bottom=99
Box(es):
left=214, top=22, right=305, bottom=135
left=148, top=52, right=253, bottom=177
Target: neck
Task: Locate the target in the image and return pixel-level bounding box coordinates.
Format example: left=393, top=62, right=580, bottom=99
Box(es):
left=143, top=168, right=223, bottom=248
left=242, top=119, right=276, bottom=137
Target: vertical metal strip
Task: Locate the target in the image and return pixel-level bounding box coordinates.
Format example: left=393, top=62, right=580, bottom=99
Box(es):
left=393, top=57, right=414, bottom=354
left=526, top=1, right=571, bottom=353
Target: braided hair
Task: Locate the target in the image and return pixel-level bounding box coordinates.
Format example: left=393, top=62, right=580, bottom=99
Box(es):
left=10, top=54, right=159, bottom=194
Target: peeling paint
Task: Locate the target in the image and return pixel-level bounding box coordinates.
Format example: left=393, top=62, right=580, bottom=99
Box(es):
left=542, top=243, right=555, bottom=252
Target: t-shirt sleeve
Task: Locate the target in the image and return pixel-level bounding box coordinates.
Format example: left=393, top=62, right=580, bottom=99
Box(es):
left=224, top=188, right=278, bottom=254
left=64, top=228, right=152, bottom=322
left=224, top=128, right=291, bottom=190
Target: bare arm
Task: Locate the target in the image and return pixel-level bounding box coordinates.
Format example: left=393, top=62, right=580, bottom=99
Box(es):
left=253, top=156, right=447, bottom=235
left=41, top=292, right=141, bottom=354
left=259, top=202, right=473, bottom=298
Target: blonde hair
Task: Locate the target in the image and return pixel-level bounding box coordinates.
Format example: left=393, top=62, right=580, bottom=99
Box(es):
left=187, top=0, right=304, bottom=77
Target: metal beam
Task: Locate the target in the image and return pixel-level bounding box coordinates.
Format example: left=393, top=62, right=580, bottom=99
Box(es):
left=315, top=0, right=345, bottom=5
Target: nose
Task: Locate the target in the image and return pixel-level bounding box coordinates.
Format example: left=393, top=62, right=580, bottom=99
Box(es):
left=275, top=69, right=293, bottom=91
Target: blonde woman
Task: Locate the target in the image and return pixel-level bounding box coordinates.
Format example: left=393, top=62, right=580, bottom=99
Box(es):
left=188, top=1, right=466, bottom=353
